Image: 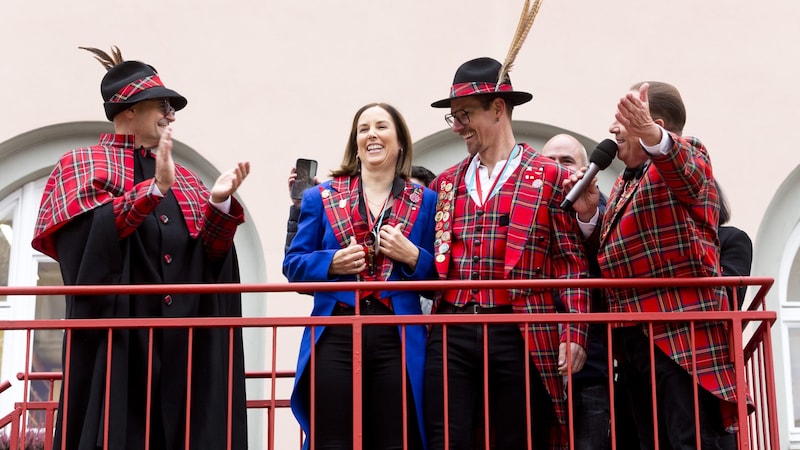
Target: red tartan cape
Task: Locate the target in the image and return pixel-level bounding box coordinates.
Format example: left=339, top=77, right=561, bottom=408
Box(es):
left=33, top=134, right=209, bottom=259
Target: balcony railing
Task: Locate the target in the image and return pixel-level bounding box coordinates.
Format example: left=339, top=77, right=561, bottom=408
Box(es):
left=0, top=276, right=777, bottom=449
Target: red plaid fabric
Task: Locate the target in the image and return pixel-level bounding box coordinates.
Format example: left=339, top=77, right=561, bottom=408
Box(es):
left=597, top=134, right=741, bottom=407
left=320, top=176, right=424, bottom=290
left=443, top=171, right=515, bottom=307
left=109, top=74, right=164, bottom=103
left=32, top=133, right=244, bottom=261
left=432, top=144, right=589, bottom=445
left=449, top=81, right=513, bottom=98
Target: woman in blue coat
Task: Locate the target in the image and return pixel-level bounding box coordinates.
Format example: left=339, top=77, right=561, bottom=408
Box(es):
left=284, top=102, right=436, bottom=449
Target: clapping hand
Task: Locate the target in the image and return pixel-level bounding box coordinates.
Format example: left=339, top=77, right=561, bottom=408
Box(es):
left=211, top=161, right=250, bottom=203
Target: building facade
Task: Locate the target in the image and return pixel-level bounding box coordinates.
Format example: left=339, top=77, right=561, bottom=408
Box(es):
left=1, top=0, right=799, bottom=447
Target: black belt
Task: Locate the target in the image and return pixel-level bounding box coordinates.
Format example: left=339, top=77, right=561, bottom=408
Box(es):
left=333, top=297, right=393, bottom=315
left=436, top=302, right=514, bottom=315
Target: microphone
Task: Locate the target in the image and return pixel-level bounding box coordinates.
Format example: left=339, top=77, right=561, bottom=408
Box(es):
left=560, top=139, right=618, bottom=211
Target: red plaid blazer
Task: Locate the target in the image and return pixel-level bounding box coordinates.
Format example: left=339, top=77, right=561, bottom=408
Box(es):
left=596, top=133, right=739, bottom=405
left=32, top=134, right=244, bottom=261
left=432, top=143, right=590, bottom=440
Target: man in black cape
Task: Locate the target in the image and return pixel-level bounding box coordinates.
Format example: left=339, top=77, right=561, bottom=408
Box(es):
left=32, top=46, right=250, bottom=450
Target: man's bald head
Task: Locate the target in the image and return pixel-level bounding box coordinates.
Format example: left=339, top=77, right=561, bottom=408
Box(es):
left=541, top=134, right=588, bottom=171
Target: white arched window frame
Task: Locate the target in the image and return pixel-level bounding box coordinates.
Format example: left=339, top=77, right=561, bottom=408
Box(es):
left=0, top=178, right=53, bottom=416
left=753, top=163, right=800, bottom=447
left=778, top=219, right=800, bottom=443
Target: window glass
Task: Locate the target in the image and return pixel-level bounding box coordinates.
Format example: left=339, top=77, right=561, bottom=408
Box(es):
left=28, top=260, right=64, bottom=427
left=791, top=327, right=800, bottom=427
left=0, top=213, right=12, bottom=375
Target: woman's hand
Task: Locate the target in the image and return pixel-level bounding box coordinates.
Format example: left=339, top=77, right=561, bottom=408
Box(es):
left=329, top=237, right=367, bottom=275
left=378, top=223, right=419, bottom=268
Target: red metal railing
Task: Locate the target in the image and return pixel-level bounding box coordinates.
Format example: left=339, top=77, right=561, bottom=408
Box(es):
left=0, top=277, right=778, bottom=449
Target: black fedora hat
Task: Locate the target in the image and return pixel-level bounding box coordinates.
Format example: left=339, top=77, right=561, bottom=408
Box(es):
left=431, top=57, right=533, bottom=108
left=101, top=60, right=188, bottom=121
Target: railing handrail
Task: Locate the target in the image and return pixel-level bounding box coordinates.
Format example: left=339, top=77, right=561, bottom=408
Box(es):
left=0, top=276, right=775, bottom=296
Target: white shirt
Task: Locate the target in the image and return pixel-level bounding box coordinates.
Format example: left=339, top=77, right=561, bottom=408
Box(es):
left=464, top=145, right=523, bottom=206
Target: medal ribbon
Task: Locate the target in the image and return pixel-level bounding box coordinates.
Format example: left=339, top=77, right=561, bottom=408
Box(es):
left=359, top=178, right=392, bottom=277
left=471, top=145, right=520, bottom=207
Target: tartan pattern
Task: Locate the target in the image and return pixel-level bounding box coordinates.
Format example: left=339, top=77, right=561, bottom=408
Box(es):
left=444, top=179, right=514, bottom=307
left=598, top=134, right=739, bottom=405
left=432, top=144, right=589, bottom=445
left=113, top=180, right=161, bottom=238
left=108, top=74, right=164, bottom=103
left=320, top=176, right=423, bottom=284
left=450, top=81, right=513, bottom=98
left=201, top=200, right=244, bottom=261
left=32, top=133, right=243, bottom=261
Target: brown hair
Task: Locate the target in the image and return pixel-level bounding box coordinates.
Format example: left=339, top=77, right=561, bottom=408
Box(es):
left=330, top=103, right=413, bottom=178
left=631, top=81, right=686, bottom=135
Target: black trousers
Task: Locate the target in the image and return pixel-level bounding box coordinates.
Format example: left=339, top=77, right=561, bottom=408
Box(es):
left=612, top=327, right=728, bottom=450
left=300, top=301, right=422, bottom=450
left=424, top=322, right=556, bottom=450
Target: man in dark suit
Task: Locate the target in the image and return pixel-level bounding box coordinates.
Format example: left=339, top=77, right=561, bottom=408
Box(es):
left=716, top=182, right=753, bottom=309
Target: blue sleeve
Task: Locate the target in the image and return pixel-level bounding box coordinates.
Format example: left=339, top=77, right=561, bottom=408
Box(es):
left=282, top=187, right=341, bottom=282
left=400, top=187, right=437, bottom=280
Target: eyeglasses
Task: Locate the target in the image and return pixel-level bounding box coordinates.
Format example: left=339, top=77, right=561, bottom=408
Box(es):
left=444, top=109, right=471, bottom=127
left=156, top=99, right=176, bottom=117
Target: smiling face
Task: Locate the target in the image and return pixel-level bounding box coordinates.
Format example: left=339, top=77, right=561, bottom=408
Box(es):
left=126, top=98, right=176, bottom=148
left=447, top=96, right=498, bottom=156
left=609, top=91, right=649, bottom=168
left=355, top=106, right=401, bottom=173
left=609, top=118, right=649, bottom=169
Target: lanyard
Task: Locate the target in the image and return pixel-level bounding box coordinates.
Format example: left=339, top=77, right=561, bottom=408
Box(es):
left=361, top=182, right=392, bottom=233
left=359, top=178, right=392, bottom=277
left=471, top=144, right=520, bottom=206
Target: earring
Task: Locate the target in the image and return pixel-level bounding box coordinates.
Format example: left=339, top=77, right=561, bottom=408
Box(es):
left=496, top=117, right=500, bottom=123
left=399, top=147, right=404, bottom=153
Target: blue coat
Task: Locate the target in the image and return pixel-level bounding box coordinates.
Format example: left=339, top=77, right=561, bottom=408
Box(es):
left=283, top=177, right=437, bottom=448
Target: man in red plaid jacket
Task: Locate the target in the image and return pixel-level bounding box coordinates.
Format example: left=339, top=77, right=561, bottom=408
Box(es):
left=424, top=57, right=590, bottom=450
left=568, top=81, right=741, bottom=449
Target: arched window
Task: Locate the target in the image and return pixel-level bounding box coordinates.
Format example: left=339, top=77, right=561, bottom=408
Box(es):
left=753, top=164, right=800, bottom=446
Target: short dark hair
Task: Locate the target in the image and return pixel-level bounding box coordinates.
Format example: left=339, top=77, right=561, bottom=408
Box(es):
left=716, top=179, right=731, bottom=226
left=411, top=166, right=436, bottom=186
left=475, top=95, right=514, bottom=117
left=631, top=81, right=686, bottom=135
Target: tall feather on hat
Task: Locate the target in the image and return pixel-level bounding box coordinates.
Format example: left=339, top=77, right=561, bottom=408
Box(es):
left=496, top=0, right=544, bottom=89
left=79, top=45, right=125, bottom=70
left=78, top=45, right=188, bottom=121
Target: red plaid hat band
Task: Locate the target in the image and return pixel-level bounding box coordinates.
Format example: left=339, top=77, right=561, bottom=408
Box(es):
left=449, top=81, right=513, bottom=99
left=109, top=74, right=165, bottom=103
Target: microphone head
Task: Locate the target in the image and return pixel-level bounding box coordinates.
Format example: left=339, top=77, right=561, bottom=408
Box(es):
left=589, top=139, right=618, bottom=169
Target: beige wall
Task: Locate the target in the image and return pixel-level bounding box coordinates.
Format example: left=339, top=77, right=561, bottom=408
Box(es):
left=2, top=0, right=797, bottom=254
left=2, top=0, right=799, bottom=446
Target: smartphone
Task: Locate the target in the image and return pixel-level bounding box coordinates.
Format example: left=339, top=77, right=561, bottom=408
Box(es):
left=291, top=158, right=318, bottom=200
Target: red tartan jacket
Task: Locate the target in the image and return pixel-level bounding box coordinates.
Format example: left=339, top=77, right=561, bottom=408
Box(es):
left=432, top=143, right=590, bottom=441
left=32, top=133, right=244, bottom=261
left=595, top=133, right=739, bottom=407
